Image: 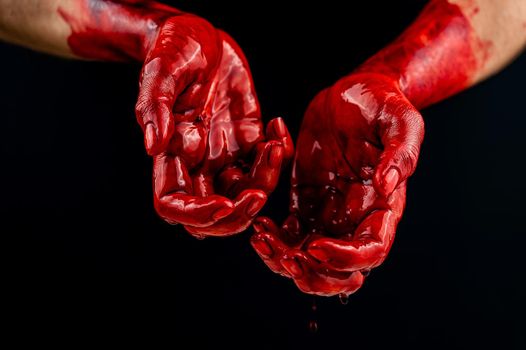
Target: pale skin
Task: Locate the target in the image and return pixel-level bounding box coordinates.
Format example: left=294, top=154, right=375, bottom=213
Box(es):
left=0, top=0, right=525, bottom=84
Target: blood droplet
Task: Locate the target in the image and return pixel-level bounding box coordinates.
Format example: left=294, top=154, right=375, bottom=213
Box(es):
left=309, top=320, right=318, bottom=333
left=309, top=296, right=318, bottom=333
left=339, top=293, right=349, bottom=305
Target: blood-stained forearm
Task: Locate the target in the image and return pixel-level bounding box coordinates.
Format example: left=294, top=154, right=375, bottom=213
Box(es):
left=0, top=0, right=295, bottom=236
left=0, top=0, right=181, bottom=60
left=356, top=0, right=526, bottom=109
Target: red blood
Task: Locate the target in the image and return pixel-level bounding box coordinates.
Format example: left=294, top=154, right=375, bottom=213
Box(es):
left=251, top=0, right=490, bottom=296
left=357, top=0, right=486, bottom=108
left=59, top=1, right=294, bottom=236
left=59, top=0, right=179, bottom=61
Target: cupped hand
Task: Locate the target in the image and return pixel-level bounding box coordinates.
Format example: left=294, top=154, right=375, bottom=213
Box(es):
left=251, top=73, right=424, bottom=296
left=136, top=16, right=293, bottom=236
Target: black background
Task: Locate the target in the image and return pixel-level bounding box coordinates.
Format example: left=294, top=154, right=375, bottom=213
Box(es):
left=2, top=0, right=525, bottom=348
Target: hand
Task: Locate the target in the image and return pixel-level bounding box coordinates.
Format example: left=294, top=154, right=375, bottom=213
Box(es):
left=136, top=17, right=293, bottom=237
left=251, top=73, right=424, bottom=296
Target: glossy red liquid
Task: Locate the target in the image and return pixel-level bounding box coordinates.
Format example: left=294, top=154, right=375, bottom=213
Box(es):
left=357, top=0, right=483, bottom=108
left=60, top=0, right=490, bottom=295
left=251, top=0, right=488, bottom=296
left=59, top=0, right=293, bottom=236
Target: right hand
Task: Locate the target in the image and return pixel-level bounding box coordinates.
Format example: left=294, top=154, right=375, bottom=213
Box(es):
left=136, top=17, right=293, bottom=237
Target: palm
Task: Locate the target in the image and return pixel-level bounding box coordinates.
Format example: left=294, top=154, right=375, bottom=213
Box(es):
left=251, top=74, right=424, bottom=296
left=294, top=86, right=394, bottom=239
left=138, top=18, right=293, bottom=237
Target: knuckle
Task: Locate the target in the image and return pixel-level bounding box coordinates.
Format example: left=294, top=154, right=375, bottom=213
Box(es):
left=134, top=99, right=148, bottom=116
left=135, top=99, right=169, bottom=125
left=391, top=145, right=419, bottom=176
left=407, top=112, right=425, bottom=139
left=403, top=142, right=420, bottom=167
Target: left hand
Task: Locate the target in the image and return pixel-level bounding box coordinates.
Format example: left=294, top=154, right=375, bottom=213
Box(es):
left=251, top=73, right=424, bottom=296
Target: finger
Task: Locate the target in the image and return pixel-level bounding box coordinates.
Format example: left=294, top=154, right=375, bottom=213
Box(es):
left=266, top=117, right=294, bottom=161
left=281, top=213, right=307, bottom=246
left=245, top=140, right=284, bottom=193
left=252, top=216, right=280, bottom=235
left=251, top=217, right=291, bottom=276
left=373, top=106, right=424, bottom=197
left=307, top=209, right=398, bottom=271
left=153, top=154, right=234, bottom=227
left=136, top=57, right=179, bottom=156
left=215, top=165, right=244, bottom=196
left=155, top=193, right=234, bottom=227
left=253, top=214, right=305, bottom=246
left=280, top=249, right=365, bottom=297
left=185, top=189, right=267, bottom=237
left=217, top=141, right=284, bottom=198
left=136, top=23, right=209, bottom=157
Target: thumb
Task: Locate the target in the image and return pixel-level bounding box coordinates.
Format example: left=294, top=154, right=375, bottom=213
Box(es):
left=373, top=106, right=424, bottom=197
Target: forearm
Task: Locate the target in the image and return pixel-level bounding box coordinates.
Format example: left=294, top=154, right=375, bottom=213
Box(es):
left=356, top=0, right=526, bottom=109
left=0, top=0, right=181, bottom=60
left=0, top=0, right=72, bottom=57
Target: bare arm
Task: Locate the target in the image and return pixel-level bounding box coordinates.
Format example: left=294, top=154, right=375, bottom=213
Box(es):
left=0, top=0, right=180, bottom=60
left=0, top=0, right=72, bottom=57
left=457, top=0, right=526, bottom=83
left=0, top=0, right=524, bottom=76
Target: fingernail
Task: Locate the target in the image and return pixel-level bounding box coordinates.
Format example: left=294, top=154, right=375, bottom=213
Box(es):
left=246, top=197, right=265, bottom=217
left=383, top=168, right=400, bottom=196
left=269, top=144, right=283, bottom=168
left=253, top=222, right=264, bottom=233
left=145, top=123, right=157, bottom=152
left=273, top=117, right=286, bottom=137
left=281, top=257, right=303, bottom=278
left=308, top=246, right=329, bottom=262
left=252, top=238, right=273, bottom=257
left=212, top=207, right=232, bottom=220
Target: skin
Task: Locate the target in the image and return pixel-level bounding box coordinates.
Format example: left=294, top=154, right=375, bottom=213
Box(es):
left=0, top=0, right=294, bottom=237
left=0, top=0, right=525, bottom=294
left=251, top=0, right=526, bottom=296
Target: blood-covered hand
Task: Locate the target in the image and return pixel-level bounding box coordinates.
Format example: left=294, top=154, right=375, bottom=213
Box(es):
left=251, top=73, right=424, bottom=296
left=59, top=1, right=293, bottom=236
left=146, top=29, right=293, bottom=237
left=249, top=0, right=496, bottom=296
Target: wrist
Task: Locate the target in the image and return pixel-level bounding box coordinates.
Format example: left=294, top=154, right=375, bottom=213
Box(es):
left=353, top=0, right=481, bottom=110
